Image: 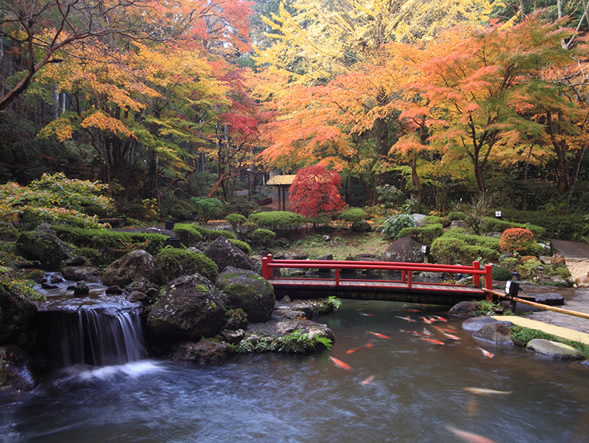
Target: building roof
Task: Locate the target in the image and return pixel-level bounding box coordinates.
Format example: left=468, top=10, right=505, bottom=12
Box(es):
left=266, top=175, right=296, bottom=186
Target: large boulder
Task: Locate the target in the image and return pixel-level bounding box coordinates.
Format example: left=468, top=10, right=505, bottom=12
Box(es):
left=204, top=237, right=253, bottom=271
left=384, top=237, right=424, bottom=263
left=60, top=266, right=101, bottom=282
left=146, top=274, right=228, bottom=343
left=0, top=345, right=38, bottom=396
left=102, top=250, right=157, bottom=287
left=527, top=339, right=584, bottom=360
left=462, top=316, right=498, bottom=332
left=16, top=227, right=75, bottom=270
left=0, top=285, right=37, bottom=348
left=448, top=301, right=480, bottom=319
left=473, top=322, right=514, bottom=345
left=167, top=339, right=235, bottom=363
left=216, top=267, right=275, bottom=322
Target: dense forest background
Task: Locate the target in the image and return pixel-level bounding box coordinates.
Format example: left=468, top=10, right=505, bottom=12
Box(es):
left=1, top=0, right=588, bottom=222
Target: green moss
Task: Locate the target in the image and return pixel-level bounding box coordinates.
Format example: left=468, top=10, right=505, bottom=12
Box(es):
left=398, top=223, right=444, bottom=245
left=511, top=326, right=589, bottom=358
left=479, top=217, right=546, bottom=237
left=194, top=284, right=208, bottom=292
left=431, top=232, right=500, bottom=264
left=155, top=248, right=218, bottom=282
left=173, top=224, right=204, bottom=246
left=339, top=208, right=367, bottom=223
left=251, top=228, right=276, bottom=247
left=228, top=239, right=252, bottom=255
left=249, top=211, right=306, bottom=230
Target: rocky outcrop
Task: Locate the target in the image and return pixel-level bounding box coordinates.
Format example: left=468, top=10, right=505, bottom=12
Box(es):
left=0, top=285, right=37, bottom=348
left=462, top=316, right=499, bottom=332
left=216, top=267, right=275, bottom=322
left=473, top=322, right=514, bottom=345
left=60, top=266, right=101, bottom=282
left=384, top=237, right=424, bottom=263
left=0, top=345, right=38, bottom=396
left=146, top=274, right=228, bottom=343
left=526, top=339, right=584, bottom=360
left=16, top=227, right=75, bottom=270
left=167, top=339, right=235, bottom=363
left=204, top=237, right=253, bottom=272
left=448, top=301, right=480, bottom=319
left=102, top=250, right=157, bottom=287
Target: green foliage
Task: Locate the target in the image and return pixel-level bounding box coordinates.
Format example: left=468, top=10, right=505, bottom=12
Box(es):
left=515, top=257, right=543, bottom=281
left=173, top=224, right=204, bottom=246
left=191, top=197, right=225, bottom=221
left=0, top=172, right=113, bottom=228
left=326, top=295, right=342, bottom=310
left=424, top=215, right=443, bottom=225
left=501, top=209, right=587, bottom=240
left=229, top=239, right=252, bottom=255
left=154, top=248, right=218, bottom=283
left=446, top=211, right=467, bottom=221
left=205, top=229, right=236, bottom=241
left=339, top=208, right=367, bottom=223
left=492, top=265, right=513, bottom=281
left=430, top=235, right=500, bottom=264
left=0, top=240, right=33, bottom=268
left=480, top=217, right=546, bottom=238
left=398, top=223, right=444, bottom=245
left=160, top=190, right=196, bottom=221
left=511, top=326, right=589, bottom=358
left=251, top=228, right=277, bottom=247
left=376, top=184, right=403, bottom=208
left=51, top=225, right=168, bottom=264
left=0, top=269, right=43, bottom=300
left=475, top=300, right=502, bottom=316
left=226, top=213, right=247, bottom=227
left=381, top=214, right=417, bottom=239
left=249, top=211, right=306, bottom=230
left=443, top=230, right=501, bottom=251
left=278, top=330, right=333, bottom=353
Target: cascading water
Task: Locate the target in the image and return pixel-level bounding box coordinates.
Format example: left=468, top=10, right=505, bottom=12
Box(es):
left=34, top=273, right=145, bottom=368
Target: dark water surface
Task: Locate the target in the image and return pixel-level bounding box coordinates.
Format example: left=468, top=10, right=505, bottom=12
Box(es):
left=2, top=300, right=589, bottom=442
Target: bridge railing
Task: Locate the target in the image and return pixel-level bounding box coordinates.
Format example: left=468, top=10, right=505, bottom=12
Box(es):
left=261, top=254, right=493, bottom=291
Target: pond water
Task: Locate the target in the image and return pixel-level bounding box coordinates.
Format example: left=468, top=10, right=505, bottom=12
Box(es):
left=2, top=300, right=589, bottom=442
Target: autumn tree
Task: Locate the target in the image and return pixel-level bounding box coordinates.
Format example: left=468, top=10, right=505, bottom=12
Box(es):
left=289, top=165, right=345, bottom=217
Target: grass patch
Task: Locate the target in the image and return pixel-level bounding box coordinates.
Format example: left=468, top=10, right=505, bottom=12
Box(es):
left=511, top=325, right=589, bottom=359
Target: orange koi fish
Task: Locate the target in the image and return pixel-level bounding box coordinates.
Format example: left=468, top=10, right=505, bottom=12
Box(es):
left=421, top=316, right=434, bottom=324
left=434, top=315, right=448, bottom=323
left=367, top=331, right=391, bottom=339
left=396, top=316, right=416, bottom=322
left=443, top=332, right=461, bottom=341
left=361, top=375, right=375, bottom=385
left=446, top=426, right=497, bottom=443
left=477, top=347, right=494, bottom=358
left=422, top=337, right=445, bottom=345
left=329, top=356, right=352, bottom=370
left=345, top=346, right=364, bottom=354
left=365, top=343, right=374, bottom=348
left=359, top=312, right=374, bottom=317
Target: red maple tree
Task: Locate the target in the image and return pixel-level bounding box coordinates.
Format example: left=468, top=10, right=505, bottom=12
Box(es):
left=289, top=165, right=346, bottom=217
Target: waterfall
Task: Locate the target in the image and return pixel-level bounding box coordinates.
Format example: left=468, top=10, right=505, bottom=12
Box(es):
left=45, top=308, right=145, bottom=368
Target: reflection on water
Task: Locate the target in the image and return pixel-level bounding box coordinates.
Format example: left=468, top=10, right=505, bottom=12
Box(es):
left=2, top=300, right=589, bottom=442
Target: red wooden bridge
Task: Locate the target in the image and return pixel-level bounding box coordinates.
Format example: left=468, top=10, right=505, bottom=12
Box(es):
left=261, top=255, right=494, bottom=305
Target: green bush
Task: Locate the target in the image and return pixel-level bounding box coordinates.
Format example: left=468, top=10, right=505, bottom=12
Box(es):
left=446, top=211, right=467, bottom=221
left=430, top=236, right=499, bottom=264
left=339, top=208, right=367, bottom=223
left=492, top=265, right=513, bottom=281
left=154, top=248, right=218, bottom=283
left=398, top=223, right=444, bottom=245
left=229, top=239, right=252, bottom=255
left=424, top=216, right=443, bottom=225
left=226, top=213, right=247, bottom=230
left=251, top=228, right=277, bottom=247
left=479, top=217, right=546, bottom=238
left=381, top=214, right=417, bottom=239
left=205, top=229, right=236, bottom=241
left=51, top=225, right=168, bottom=264
left=160, top=189, right=196, bottom=221
left=501, top=209, right=587, bottom=240
left=191, top=197, right=225, bottom=221
left=443, top=230, right=501, bottom=251
left=173, top=224, right=204, bottom=246
left=249, top=211, right=306, bottom=230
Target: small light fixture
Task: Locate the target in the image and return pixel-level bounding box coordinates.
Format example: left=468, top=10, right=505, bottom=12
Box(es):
left=421, top=245, right=430, bottom=255
left=505, top=280, right=520, bottom=298
left=495, top=210, right=502, bottom=219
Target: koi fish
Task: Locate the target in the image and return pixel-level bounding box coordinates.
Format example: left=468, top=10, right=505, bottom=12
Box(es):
left=477, top=347, right=494, bottom=358
left=364, top=343, right=374, bottom=348
left=422, top=337, right=445, bottom=345
left=434, top=315, right=448, bottom=323
left=367, top=331, right=391, bottom=339
left=443, top=332, right=461, bottom=341
left=329, top=356, right=352, bottom=370
left=345, top=346, right=364, bottom=354
left=404, top=309, right=422, bottom=313
left=396, top=316, right=416, bottom=322
left=361, top=375, right=375, bottom=385
left=464, top=387, right=512, bottom=396
left=359, top=312, right=374, bottom=317
left=420, top=316, right=434, bottom=324
left=446, top=426, right=497, bottom=443
left=442, top=326, right=457, bottom=332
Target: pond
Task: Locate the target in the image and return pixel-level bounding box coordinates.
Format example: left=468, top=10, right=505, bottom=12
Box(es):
left=1, top=300, right=588, bottom=442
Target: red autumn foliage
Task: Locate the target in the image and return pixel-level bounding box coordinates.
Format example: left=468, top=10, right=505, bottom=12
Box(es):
left=500, top=228, right=535, bottom=254
left=289, top=165, right=346, bottom=218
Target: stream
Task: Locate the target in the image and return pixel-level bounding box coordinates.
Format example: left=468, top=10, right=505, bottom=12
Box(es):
left=1, top=299, right=589, bottom=442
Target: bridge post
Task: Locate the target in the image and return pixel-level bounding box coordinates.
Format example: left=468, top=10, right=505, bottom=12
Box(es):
left=402, top=270, right=406, bottom=283
left=408, top=271, right=412, bottom=289
left=262, top=254, right=273, bottom=280
left=335, top=268, right=340, bottom=286
left=472, top=261, right=480, bottom=287
left=484, top=264, right=493, bottom=300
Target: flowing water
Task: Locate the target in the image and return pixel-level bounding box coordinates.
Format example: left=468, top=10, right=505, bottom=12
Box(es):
left=2, top=299, right=589, bottom=442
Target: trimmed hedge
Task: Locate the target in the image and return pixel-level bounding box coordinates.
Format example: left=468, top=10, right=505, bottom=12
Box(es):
left=398, top=223, right=444, bottom=245
left=442, top=230, right=501, bottom=251
left=339, top=208, right=367, bottom=223
left=501, top=209, right=587, bottom=240
left=430, top=236, right=500, bottom=265
left=479, top=217, right=546, bottom=238
left=251, top=228, right=277, bottom=247
left=154, top=248, right=218, bottom=283
left=51, top=225, right=168, bottom=265
left=173, top=224, right=204, bottom=246
left=249, top=211, right=306, bottom=230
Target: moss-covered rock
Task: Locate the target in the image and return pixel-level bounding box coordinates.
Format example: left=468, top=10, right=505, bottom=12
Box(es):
left=0, top=345, right=38, bottom=396
left=0, top=284, right=37, bottom=348
left=166, top=339, right=235, bottom=363
left=146, top=274, right=228, bottom=343
left=16, top=228, right=76, bottom=270
left=154, top=248, right=218, bottom=283
left=216, top=267, right=275, bottom=322
left=102, top=249, right=157, bottom=287
left=204, top=237, right=253, bottom=272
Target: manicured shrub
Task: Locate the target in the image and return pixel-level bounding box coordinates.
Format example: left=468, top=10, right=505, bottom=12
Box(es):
left=173, top=224, right=204, bottom=246
left=443, top=230, right=501, bottom=251
left=229, top=239, right=252, bottom=255
left=431, top=236, right=499, bottom=265
left=446, top=211, right=467, bottom=220
left=501, top=209, right=586, bottom=240
left=398, top=223, right=444, bottom=245
left=424, top=216, right=443, bottom=225
left=249, top=211, right=306, bottom=230
left=492, top=265, right=513, bottom=281
left=204, top=229, right=236, bottom=241
left=191, top=197, right=225, bottom=221
left=479, top=217, right=545, bottom=237
left=226, top=213, right=247, bottom=229
left=154, top=248, right=218, bottom=283
left=500, top=228, right=537, bottom=255
left=251, top=228, right=277, bottom=247
left=381, top=214, right=417, bottom=239
left=339, top=208, right=367, bottom=223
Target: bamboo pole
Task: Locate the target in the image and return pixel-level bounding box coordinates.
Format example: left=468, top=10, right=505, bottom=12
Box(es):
left=482, top=288, right=589, bottom=321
